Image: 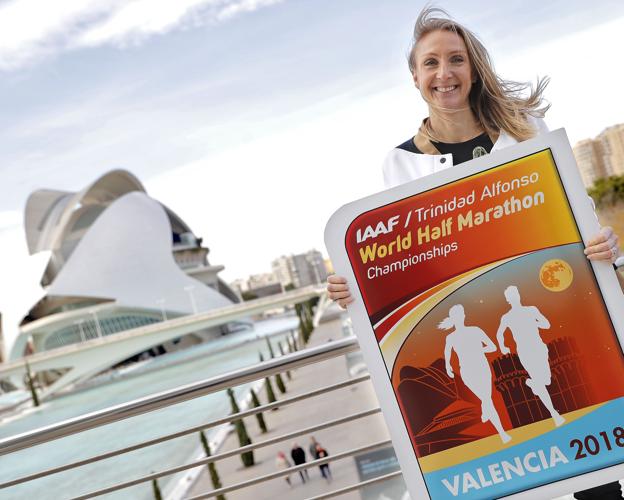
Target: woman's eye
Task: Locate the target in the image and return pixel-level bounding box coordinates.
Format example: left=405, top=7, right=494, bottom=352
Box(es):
left=451, top=56, right=464, bottom=63
left=424, top=59, right=437, bottom=66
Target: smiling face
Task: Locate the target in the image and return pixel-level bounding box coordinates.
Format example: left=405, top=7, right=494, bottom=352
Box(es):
left=412, top=29, right=474, bottom=111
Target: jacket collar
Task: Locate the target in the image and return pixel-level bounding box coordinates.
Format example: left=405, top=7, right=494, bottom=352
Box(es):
left=412, top=118, right=500, bottom=155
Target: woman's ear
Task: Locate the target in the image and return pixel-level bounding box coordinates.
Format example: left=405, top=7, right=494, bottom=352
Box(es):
left=412, top=72, right=419, bottom=89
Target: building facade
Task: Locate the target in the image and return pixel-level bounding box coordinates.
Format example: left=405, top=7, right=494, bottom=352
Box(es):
left=573, top=123, right=624, bottom=187
left=271, top=250, right=328, bottom=289
left=599, top=124, right=624, bottom=176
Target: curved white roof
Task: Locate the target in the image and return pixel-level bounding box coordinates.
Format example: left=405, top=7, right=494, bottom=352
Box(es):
left=25, top=170, right=145, bottom=255
left=9, top=170, right=237, bottom=360
left=47, top=191, right=231, bottom=312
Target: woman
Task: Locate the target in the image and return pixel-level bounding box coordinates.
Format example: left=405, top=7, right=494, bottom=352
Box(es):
left=315, top=443, right=332, bottom=481
left=327, top=8, right=622, bottom=499
left=275, top=451, right=293, bottom=487
left=441, top=304, right=510, bottom=443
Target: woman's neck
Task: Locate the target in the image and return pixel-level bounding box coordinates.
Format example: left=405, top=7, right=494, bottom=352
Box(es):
left=428, top=108, right=483, bottom=143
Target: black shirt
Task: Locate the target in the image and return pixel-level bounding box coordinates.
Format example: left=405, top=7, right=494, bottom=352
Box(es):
left=397, top=133, right=494, bottom=165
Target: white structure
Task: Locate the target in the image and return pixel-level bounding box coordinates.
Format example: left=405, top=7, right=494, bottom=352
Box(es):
left=6, top=170, right=240, bottom=366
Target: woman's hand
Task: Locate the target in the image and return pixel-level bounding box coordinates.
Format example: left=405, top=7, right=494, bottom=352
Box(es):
left=584, top=226, right=620, bottom=262
left=327, top=275, right=354, bottom=309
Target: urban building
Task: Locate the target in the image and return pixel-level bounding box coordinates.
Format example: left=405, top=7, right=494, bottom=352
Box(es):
left=6, top=170, right=242, bottom=363
left=271, top=255, right=295, bottom=288
left=573, top=139, right=606, bottom=188
left=230, top=273, right=282, bottom=300
left=599, top=124, right=624, bottom=176
left=271, top=250, right=328, bottom=289
left=573, top=122, right=624, bottom=187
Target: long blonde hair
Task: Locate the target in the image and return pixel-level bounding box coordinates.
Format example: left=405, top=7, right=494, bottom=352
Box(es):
left=408, top=7, right=550, bottom=142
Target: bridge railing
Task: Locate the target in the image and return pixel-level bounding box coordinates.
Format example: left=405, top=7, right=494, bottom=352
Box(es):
left=0, top=325, right=404, bottom=499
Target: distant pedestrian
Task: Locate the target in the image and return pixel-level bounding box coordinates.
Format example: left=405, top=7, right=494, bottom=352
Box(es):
left=275, top=451, right=292, bottom=487
left=290, top=443, right=309, bottom=483
left=315, top=444, right=332, bottom=481
left=309, top=436, right=320, bottom=460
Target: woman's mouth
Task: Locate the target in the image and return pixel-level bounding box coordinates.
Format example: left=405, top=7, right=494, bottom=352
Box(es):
left=434, top=85, right=458, bottom=93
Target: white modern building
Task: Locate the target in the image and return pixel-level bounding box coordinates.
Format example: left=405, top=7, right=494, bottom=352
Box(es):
left=6, top=170, right=241, bottom=365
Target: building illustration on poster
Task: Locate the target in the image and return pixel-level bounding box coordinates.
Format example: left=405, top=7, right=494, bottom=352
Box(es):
left=325, top=130, right=624, bottom=499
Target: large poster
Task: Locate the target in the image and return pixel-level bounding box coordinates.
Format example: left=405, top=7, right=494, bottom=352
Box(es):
left=325, top=130, right=624, bottom=499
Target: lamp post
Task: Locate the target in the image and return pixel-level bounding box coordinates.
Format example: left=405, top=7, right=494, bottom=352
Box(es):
left=156, top=299, right=167, bottom=321
left=91, top=310, right=103, bottom=338
left=77, top=320, right=86, bottom=342
left=184, top=285, right=198, bottom=314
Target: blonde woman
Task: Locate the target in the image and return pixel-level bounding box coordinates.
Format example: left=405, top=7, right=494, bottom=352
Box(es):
left=327, top=8, right=622, bottom=499
left=327, top=7, right=619, bottom=309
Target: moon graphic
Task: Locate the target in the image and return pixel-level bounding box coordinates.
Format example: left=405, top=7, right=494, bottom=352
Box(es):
left=539, top=259, right=574, bottom=292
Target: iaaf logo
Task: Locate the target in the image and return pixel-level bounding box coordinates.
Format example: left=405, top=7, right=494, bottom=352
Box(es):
left=355, top=215, right=400, bottom=243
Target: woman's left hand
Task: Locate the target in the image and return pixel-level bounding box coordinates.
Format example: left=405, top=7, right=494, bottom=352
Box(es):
left=584, top=226, right=620, bottom=262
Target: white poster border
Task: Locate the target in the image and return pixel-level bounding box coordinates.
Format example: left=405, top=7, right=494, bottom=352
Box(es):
left=324, top=128, right=624, bottom=499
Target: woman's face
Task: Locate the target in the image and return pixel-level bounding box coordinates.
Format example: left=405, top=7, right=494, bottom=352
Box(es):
left=412, top=29, right=474, bottom=111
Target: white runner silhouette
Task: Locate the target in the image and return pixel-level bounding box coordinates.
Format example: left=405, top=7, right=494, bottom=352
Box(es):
left=496, top=285, right=565, bottom=427
left=441, top=304, right=511, bottom=443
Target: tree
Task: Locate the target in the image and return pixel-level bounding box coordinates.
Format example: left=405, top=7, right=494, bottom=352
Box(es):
left=264, top=338, right=287, bottom=393
left=226, top=388, right=254, bottom=467
left=275, top=372, right=287, bottom=394
left=265, top=336, right=275, bottom=358
left=295, top=303, right=311, bottom=344
left=24, top=361, right=39, bottom=407
left=241, top=291, right=258, bottom=301
left=589, top=175, right=624, bottom=207
left=249, top=388, right=268, bottom=433
left=288, top=332, right=298, bottom=351
left=151, top=479, right=163, bottom=500
left=277, top=342, right=292, bottom=380
left=199, top=431, right=225, bottom=500
left=259, top=353, right=278, bottom=407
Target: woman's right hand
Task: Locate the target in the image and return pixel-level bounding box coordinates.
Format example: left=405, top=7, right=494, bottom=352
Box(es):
left=327, top=275, right=354, bottom=309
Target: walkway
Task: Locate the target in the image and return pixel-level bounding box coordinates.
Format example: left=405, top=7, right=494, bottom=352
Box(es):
left=187, top=313, right=392, bottom=499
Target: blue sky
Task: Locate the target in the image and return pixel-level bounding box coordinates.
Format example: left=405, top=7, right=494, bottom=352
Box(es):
left=1, top=0, right=624, bottom=286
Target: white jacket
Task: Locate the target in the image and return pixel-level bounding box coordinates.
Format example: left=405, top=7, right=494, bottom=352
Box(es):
left=382, top=116, right=549, bottom=189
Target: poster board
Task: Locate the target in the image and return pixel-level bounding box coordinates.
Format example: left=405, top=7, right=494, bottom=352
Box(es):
left=324, top=129, right=624, bottom=499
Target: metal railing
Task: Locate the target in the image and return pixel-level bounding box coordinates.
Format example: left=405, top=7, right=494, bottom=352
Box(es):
left=0, top=329, right=403, bottom=499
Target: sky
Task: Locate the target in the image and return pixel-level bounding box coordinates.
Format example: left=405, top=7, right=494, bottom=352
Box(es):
left=0, top=0, right=623, bottom=297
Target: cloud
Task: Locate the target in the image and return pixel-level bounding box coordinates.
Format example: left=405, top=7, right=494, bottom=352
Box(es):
left=0, top=0, right=283, bottom=70
left=0, top=210, right=23, bottom=229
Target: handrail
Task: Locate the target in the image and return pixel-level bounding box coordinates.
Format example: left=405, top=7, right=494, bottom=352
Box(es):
left=0, top=335, right=359, bottom=456
left=70, top=409, right=384, bottom=498
left=182, top=440, right=393, bottom=500
left=304, top=471, right=403, bottom=500
left=0, top=374, right=372, bottom=489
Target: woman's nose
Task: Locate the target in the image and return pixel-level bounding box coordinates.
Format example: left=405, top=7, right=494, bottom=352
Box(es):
left=436, top=63, right=451, bottom=80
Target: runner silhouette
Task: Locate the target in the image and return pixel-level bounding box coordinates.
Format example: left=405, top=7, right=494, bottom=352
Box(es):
left=496, top=285, right=565, bottom=427
left=441, top=304, right=511, bottom=443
